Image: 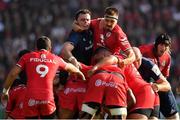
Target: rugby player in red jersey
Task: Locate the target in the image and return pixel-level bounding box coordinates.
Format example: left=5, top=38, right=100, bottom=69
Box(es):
left=88, top=47, right=169, bottom=119
left=79, top=47, right=136, bottom=120
left=73, top=7, right=135, bottom=68
left=139, top=33, right=179, bottom=119
left=5, top=49, right=30, bottom=119
left=1, top=36, right=85, bottom=119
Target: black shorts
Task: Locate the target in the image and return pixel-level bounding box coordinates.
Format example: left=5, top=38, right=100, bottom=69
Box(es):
left=129, top=108, right=153, bottom=118
left=159, top=90, right=179, bottom=117
left=150, top=105, right=160, bottom=118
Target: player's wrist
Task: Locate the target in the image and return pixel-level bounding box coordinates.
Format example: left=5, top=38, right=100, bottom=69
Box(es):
left=68, top=56, right=76, bottom=62
left=2, top=88, right=9, bottom=95
left=152, top=83, right=159, bottom=92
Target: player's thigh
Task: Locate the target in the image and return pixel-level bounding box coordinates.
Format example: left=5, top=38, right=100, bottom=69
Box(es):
left=59, top=108, right=75, bottom=119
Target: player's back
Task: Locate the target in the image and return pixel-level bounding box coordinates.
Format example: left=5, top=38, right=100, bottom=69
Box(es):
left=6, top=85, right=26, bottom=119
left=124, top=64, right=148, bottom=93
left=17, top=50, right=66, bottom=100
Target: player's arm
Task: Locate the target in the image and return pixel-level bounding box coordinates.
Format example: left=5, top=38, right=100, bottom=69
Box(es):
left=2, top=65, right=21, bottom=94
left=1, top=65, right=22, bottom=106
left=64, top=63, right=86, bottom=81
left=151, top=74, right=171, bottom=92
left=88, top=55, right=119, bottom=76
left=149, top=63, right=171, bottom=92
left=61, top=42, right=80, bottom=68
left=61, top=42, right=74, bottom=60
left=72, top=20, right=84, bottom=32
left=120, top=48, right=136, bottom=68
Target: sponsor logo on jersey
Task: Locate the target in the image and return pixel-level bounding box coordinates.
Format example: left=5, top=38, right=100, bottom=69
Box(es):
left=30, top=58, right=57, bottom=64
left=106, top=32, right=111, bottom=38
left=161, top=60, right=166, bottom=67
left=64, top=87, right=86, bottom=94
left=28, top=99, right=49, bottom=106
left=41, top=54, right=46, bottom=59
left=95, top=79, right=118, bottom=88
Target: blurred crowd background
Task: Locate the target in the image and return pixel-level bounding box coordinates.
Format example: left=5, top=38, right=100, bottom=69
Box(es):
left=0, top=0, right=179, bottom=115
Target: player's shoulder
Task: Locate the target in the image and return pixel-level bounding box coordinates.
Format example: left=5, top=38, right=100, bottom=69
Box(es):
left=113, top=25, right=125, bottom=34
left=139, top=44, right=153, bottom=49
left=142, top=57, right=154, bottom=67
left=163, top=51, right=171, bottom=59
left=91, top=18, right=100, bottom=24
left=11, top=84, right=26, bottom=92
left=139, top=44, right=153, bottom=52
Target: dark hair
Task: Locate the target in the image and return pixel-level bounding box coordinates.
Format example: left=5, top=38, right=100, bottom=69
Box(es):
left=75, top=9, right=91, bottom=20
left=36, top=36, right=51, bottom=50
left=12, top=49, right=31, bottom=88
left=155, top=33, right=171, bottom=48
left=92, top=47, right=110, bottom=57
left=16, top=49, right=31, bottom=61
left=105, top=7, right=119, bottom=16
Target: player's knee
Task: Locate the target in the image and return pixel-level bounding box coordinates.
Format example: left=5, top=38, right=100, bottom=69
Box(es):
left=166, top=112, right=180, bottom=120
left=81, top=102, right=100, bottom=116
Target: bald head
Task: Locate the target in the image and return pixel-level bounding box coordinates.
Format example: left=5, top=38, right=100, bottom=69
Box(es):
left=132, top=47, right=142, bottom=68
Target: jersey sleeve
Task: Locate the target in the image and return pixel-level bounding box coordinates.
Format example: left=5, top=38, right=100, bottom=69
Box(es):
left=115, top=28, right=132, bottom=52
left=142, top=57, right=161, bottom=81
left=80, top=62, right=92, bottom=75
left=67, top=30, right=81, bottom=47
left=139, top=45, right=148, bottom=55
left=90, top=19, right=97, bottom=29
left=161, top=55, right=171, bottom=77
left=58, top=57, right=68, bottom=70
left=16, top=55, right=27, bottom=70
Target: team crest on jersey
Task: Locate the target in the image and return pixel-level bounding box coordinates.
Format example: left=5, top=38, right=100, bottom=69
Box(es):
left=41, top=54, right=46, bottom=59
left=161, top=60, right=166, bottom=67
left=106, top=32, right=111, bottom=38
left=100, top=34, right=104, bottom=40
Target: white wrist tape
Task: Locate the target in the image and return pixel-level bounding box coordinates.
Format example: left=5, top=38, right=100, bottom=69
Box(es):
left=2, top=88, right=9, bottom=94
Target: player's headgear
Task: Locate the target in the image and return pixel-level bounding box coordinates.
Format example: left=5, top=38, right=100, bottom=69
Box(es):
left=154, top=33, right=171, bottom=48
left=104, top=7, right=119, bottom=20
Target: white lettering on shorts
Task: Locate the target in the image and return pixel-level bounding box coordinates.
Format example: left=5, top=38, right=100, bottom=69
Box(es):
left=28, top=99, right=49, bottom=106
left=64, top=88, right=86, bottom=95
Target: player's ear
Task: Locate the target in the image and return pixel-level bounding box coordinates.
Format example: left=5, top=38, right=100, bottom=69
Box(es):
left=74, top=20, right=79, bottom=25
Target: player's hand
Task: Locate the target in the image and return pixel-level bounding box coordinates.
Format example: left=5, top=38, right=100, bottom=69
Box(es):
left=118, top=60, right=125, bottom=69
left=71, top=58, right=81, bottom=69
left=151, top=83, right=159, bottom=92
left=72, top=21, right=84, bottom=32
left=88, top=66, right=98, bottom=77
left=78, top=71, right=86, bottom=81
left=1, top=93, right=9, bottom=108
